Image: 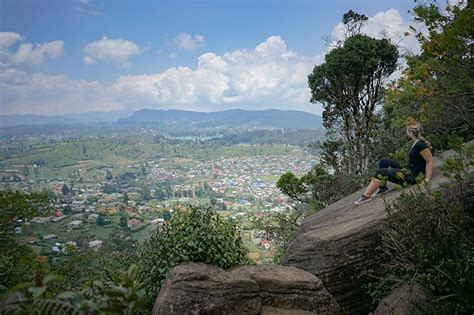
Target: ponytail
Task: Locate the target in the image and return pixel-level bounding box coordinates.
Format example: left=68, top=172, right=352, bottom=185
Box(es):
left=406, top=119, right=432, bottom=150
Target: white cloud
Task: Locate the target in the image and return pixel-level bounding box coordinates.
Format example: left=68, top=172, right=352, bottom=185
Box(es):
left=11, top=41, right=64, bottom=65
left=173, top=33, right=205, bottom=51
left=1, top=35, right=323, bottom=115
left=0, top=32, right=23, bottom=47
left=0, top=69, right=122, bottom=115
left=110, top=35, right=323, bottom=113
left=83, top=36, right=141, bottom=66
left=0, top=32, right=64, bottom=66
left=330, top=8, right=423, bottom=55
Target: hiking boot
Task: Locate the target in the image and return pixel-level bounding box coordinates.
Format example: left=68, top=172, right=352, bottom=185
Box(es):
left=374, top=186, right=391, bottom=197
left=355, top=195, right=373, bottom=205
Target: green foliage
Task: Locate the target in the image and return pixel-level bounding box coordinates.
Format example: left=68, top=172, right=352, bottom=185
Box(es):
left=0, top=190, right=51, bottom=232
left=340, top=10, right=368, bottom=40
left=0, top=265, right=145, bottom=315
left=0, top=237, right=47, bottom=296
left=137, top=205, right=249, bottom=311
left=0, top=190, right=53, bottom=296
left=277, top=164, right=362, bottom=210
left=440, top=141, right=474, bottom=190
left=383, top=1, right=473, bottom=150
left=309, top=32, right=398, bottom=173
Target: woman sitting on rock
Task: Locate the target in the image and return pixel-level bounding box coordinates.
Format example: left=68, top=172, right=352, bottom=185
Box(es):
left=355, top=121, right=434, bottom=205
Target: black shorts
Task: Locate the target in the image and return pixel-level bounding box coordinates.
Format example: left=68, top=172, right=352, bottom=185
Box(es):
left=374, top=158, right=417, bottom=186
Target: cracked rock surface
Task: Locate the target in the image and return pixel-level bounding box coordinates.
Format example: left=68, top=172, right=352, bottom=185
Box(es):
left=152, top=262, right=342, bottom=315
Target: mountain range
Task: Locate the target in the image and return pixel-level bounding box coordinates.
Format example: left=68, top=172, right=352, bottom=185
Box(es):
left=0, top=109, right=322, bottom=130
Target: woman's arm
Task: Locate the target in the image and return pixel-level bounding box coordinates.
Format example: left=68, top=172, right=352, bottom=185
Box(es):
left=420, top=148, right=434, bottom=181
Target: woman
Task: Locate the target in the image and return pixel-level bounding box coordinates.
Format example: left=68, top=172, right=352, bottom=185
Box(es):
left=355, top=121, right=434, bottom=205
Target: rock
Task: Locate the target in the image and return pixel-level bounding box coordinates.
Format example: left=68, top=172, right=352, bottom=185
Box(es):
left=153, top=262, right=342, bottom=315
left=374, top=283, right=435, bottom=315
left=282, top=150, right=460, bottom=314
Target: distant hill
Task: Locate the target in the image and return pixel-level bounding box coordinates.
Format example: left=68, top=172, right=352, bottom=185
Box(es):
left=120, top=109, right=323, bottom=130
left=0, top=110, right=133, bottom=127
left=0, top=108, right=322, bottom=130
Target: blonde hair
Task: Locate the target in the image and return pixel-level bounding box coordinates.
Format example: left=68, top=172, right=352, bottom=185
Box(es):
left=406, top=119, right=432, bottom=149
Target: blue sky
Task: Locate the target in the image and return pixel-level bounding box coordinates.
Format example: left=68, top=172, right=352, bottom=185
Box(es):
left=0, top=0, right=421, bottom=116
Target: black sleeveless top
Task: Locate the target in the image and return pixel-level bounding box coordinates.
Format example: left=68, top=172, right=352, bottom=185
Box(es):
left=408, top=140, right=429, bottom=177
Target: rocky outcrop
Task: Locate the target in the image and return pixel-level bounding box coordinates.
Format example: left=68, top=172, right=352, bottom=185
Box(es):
left=153, top=262, right=342, bottom=315
left=282, top=151, right=457, bottom=314
left=374, top=283, right=435, bottom=315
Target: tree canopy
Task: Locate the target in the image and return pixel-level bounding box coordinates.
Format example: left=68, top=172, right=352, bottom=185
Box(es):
left=309, top=33, right=398, bottom=173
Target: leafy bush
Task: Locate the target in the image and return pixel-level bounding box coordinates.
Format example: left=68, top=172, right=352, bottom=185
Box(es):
left=0, top=237, right=48, bottom=296
left=0, top=265, right=145, bottom=315
left=137, top=205, right=249, bottom=311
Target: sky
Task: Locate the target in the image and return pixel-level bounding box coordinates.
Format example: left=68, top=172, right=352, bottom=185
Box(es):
left=0, top=0, right=431, bottom=116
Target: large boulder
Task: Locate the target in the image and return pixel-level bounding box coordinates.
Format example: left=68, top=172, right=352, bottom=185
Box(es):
left=153, top=262, right=342, bottom=315
left=374, top=283, right=435, bottom=315
left=282, top=151, right=456, bottom=314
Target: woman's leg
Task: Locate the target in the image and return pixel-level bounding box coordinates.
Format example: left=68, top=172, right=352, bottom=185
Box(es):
left=363, top=178, right=381, bottom=197
left=363, top=168, right=406, bottom=197
left=378, top=158, right=401, bottom=170
left=375, top=168, right=406, bottom=186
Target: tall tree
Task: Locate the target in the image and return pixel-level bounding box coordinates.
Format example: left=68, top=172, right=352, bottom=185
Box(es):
left=309, top=30, right=398, bottom=173
left=383, top=1, right=473, bottom=149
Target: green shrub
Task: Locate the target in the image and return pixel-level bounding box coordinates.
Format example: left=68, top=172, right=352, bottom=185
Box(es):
left=137, top=205, right=249, bottom=311
left=0, top=265, right=144, bottom=315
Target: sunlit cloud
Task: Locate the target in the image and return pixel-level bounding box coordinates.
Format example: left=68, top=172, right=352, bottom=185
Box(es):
left=0, top=32, right=64, bottom=66
left=83, top=36, right=141, bottom=66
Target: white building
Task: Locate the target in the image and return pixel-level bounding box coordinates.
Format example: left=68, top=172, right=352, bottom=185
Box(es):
left=89, top=240, right=103, bottom=250
left=68, top=220, right=82, bottom=229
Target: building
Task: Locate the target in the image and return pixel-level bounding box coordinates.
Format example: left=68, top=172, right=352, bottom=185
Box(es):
left=68, top=220, right=82, bottom=229
left=89, top=240, right=103, bottom=250
left=42, top=234, right=57, bottom=241
left=88, top=214, right=99, bottom=222
left=51, top=215, right=67, bottom=223
left=127, top=219, right=140, bottom=229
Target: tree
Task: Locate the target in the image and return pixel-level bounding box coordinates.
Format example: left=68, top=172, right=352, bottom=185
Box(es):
left=162, top=210, right=172, bottom=221
left=97, top=214, right=106, bottom=226
left=141, top=186, right=152, bottom=201
left=309, top=31, right=398, bottom=173
left=61, top=184, right=70, bottom=196
left=62, top=205, right=72, bottom=214
left=119, top=213, right=128, bottom=228
left=121, top=192, right=129, bottom=204
left=382, top=1, right=473, bottom=150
